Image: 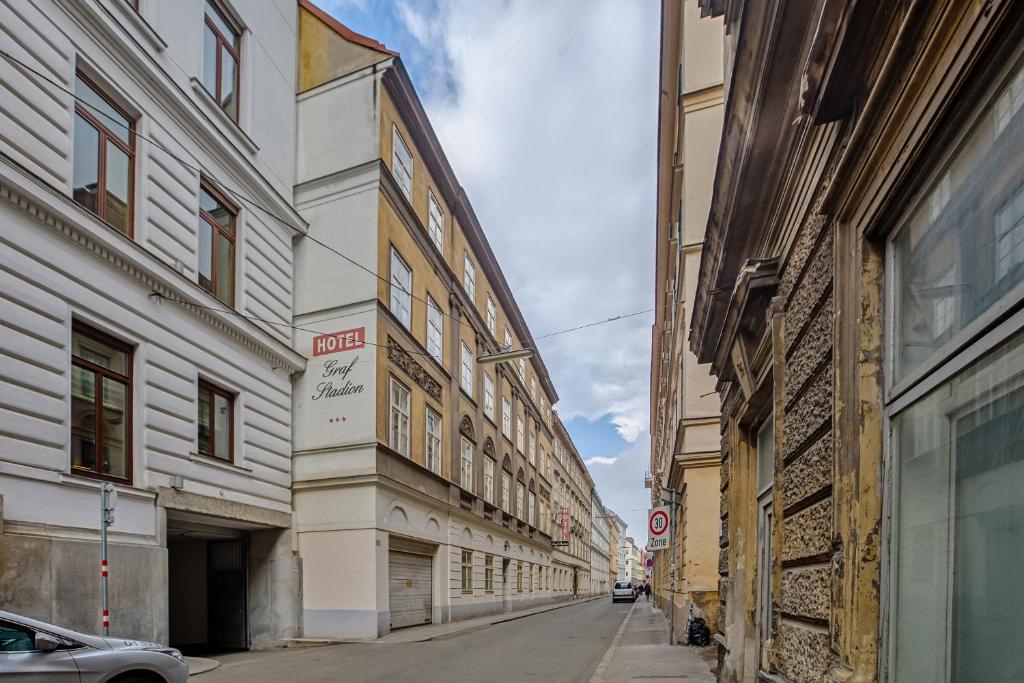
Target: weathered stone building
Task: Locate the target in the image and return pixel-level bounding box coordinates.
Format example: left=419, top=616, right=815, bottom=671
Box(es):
left=691, top=0, right=1024, bottom=680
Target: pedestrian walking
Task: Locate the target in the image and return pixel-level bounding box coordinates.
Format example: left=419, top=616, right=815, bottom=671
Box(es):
left=644, top=583, right=651, bottom=601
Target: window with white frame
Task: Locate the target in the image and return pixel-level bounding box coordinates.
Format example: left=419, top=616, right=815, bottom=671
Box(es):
left=540, top=447, right=547, bottom=479
left=504, top=326, right=512, bottom=351
left=517, top=357, right=525, bottom=383
left=502, top=397, right=512, bottom=437
left=528, top=430, right=536, bottom=465
left=427, top=189, right=443, bottom=251
left=425, top=408, right=442, bottom=474
left=463, top=253, right=476, bottom=300
left=461, top=550, right=473, bottom=593
left=484, top=554, right=494, bottom=592
left=516, top=416, right=525, bottom=453
left=528, top=491, right=535, bottom=527
left=426, top=297, right=443, bottom=362
left=484, top=374, right=495, bottom=420
left=389, top=378, right=410, bottom=456
left=530, top=376, right=536, bottom=402
left=516, top=481, right=525, bottom=519
left=461, top=342, right=473, bottom=396
left=486, top=295, right=496, bottom=335
left=502, top=470, right=511, bottom=511
left=392, top=124, right=413, bottom=199
left=390, top=249, right=412, bottom=328
left=483, top=457, right=495, bottom=504
left=460, top=437, right=473, bottom=493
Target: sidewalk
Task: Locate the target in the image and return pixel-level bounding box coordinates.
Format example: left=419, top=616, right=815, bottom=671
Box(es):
left=590, top=600, right=716, bottom=682
left=286, top=595, right=603, bottom=647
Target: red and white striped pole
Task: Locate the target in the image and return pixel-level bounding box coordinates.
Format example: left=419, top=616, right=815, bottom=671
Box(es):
left=100, top=483, right=115, bottom=636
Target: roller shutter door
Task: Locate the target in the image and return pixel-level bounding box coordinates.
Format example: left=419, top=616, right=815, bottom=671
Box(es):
left=388, top=550, right=432, bottom=629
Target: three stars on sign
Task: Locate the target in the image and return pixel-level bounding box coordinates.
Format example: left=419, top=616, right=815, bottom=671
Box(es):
left=328, top=416, right=347, bottom=424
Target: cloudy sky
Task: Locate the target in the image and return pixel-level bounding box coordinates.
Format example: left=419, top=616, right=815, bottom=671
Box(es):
left=320, top=0, right=660, bottom=544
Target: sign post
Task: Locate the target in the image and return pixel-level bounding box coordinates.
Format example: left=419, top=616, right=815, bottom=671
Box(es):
left=100, top=483, right=117, bottom=635
left=648, top=506, right=670, bottom=550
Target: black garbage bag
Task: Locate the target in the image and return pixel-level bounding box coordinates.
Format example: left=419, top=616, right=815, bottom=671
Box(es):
left=687, top=617, right=711, bottom=646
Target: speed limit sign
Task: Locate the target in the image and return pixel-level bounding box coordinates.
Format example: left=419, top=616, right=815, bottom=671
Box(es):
left=648, top=506, right=670, bottom=550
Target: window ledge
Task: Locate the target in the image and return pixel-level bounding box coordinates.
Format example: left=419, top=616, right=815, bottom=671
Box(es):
left=189, top=78, right=259, bottom=156
left=189, top=452, right=252, bottom=474
left=109, top=1, right=168, bottom=53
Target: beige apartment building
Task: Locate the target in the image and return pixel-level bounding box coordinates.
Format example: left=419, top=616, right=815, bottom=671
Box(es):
left=289, top=1, right=596, bottom=639
left=648, top=0, right=725, bottom=639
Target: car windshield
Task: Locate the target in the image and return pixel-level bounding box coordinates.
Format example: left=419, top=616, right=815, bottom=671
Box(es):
left=614, top=582, right=631, bottom=590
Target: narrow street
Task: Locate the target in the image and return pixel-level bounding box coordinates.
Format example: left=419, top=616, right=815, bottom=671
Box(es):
left=198, top=600, right=630, bottom=683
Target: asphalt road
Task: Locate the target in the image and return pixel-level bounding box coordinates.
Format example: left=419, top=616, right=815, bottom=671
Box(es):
left=197, top=599, right=631, bottom=683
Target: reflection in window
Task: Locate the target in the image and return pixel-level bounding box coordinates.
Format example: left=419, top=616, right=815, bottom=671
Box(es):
left=197, top=380, right=233, bottom=461
left=198, top=181, right=236, bottom=304
left=894, top=61, right=1024, bottom=381
left=203, top=0, right=240, bottom=121
left=71, top=323, right=132, bottom=481
left=892, top=330, right=1024, bottom=681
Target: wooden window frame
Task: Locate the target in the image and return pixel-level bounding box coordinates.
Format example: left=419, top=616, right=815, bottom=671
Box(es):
left=73, top=72, right=136, bottom=236
left=71, top=321, right=133, bottom=484
left=198, top=179, right=238, bottom=305
left=204, top=0, right=241, bottom=122
left=197, top=378, right=234, bottom=462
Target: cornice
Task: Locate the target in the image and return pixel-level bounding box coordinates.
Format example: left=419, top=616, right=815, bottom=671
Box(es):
left=0, top=157, right=305, bottom=372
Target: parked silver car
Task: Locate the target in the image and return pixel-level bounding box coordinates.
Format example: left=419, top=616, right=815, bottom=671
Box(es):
left=0, top=610, right=188, bottom=683
left=612, top=581, right=636, bottom=603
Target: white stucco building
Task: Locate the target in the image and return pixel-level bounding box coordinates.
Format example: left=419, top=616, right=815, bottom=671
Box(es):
left=589, top=496, right=612, bottom=595
left=0, top=0, right=303, bottom=649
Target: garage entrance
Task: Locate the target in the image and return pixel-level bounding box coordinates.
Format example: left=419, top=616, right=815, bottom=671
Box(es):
left=167, top=516, right=248, bottom=653
left=387, top=537, right=434, bottom=630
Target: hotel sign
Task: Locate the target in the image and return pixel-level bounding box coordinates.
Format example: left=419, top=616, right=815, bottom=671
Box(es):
left=550, top=506, right=570, bottom=547
left=312, top=327, right=365, bottom=356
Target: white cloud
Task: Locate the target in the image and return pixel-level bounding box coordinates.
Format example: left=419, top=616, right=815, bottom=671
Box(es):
left=584, top=456, right=619, bottom=467
left=409, top=0, right=660, bottom=443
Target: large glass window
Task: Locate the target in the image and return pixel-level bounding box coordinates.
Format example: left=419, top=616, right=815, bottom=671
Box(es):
left=461, top=550, right=473, bottom=593
left=502, top=469, right=511, bottom=511
left=392, top=125, right=413, bottom=199
left=483, top=457, right=494, bottom=504
left=203, top=0, right=240, bottom=121
left=73, top=73, right=134, bottom=235
left=71, top=322, right=132, bottom=482
left=891, top=329, right=1024, bottom=681
left=199, top=181, right=236, bottom=305
left=893, top=60, right=1024, bottom=383
left=483, top=374, right=495, bottom=420
left=502, top=397, right=512, bottom=437
left=486, top=295, right=496, bottom=335
left=460, top=437, right=474, bottom=493
left=484, top=555, right=494, bottom=592
left=463, top=253, right=476, bottom=300
left=390, top=249, right=412, bottom=328
left=197, top=380, right=233, bottom=461
left=428, top=190, right=443, bottom=251
left=460, top=342, right=474, bottom=396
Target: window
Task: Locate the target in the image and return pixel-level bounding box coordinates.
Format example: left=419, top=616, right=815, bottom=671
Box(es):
left=460, top=342, right=474, bottom=396
left=0, top=621, right=36, bottom=652
left=528, top=430, right=536, bottom=465
left=539, top=499, right=547, bottom=535
left=540, top=448, right=547, bottom=479
left=755, top=416, right=774, bottom=663
left=504, top=326, right=512, bottom=350
left=198, top=181, right=237, bottom=305
left=484, top=457, right=495, bottom=504
left=486, top=295, right=496, bottom=335
left=516, top=416, right=525, bottom=453
left=197, top=380, right=233, bottom=461
left=460, top=437, right=473, bottom=493
left=71, top=322, right=132, bottom=482
left=428, top=190, right=443, bottom=251
left=530, top=376, right=537, bottom=402
left=528, top=563, right=533, bottom=592
left=425, top=408, right=442, bottom=474
left=72, top=73, right=134, bottom=235
left=484, top=555, right=494, bottom=592
left=426, top=297, right=443, bottom=362
left=893, top=59, right=1024, bottom=383
left=202, top=0, right=240, bottom=121
left=389, top=378, right=410, bottom=456
left=502, top=397, right=512, bottom=437
left=463, top=253, right=476, bottom=300
left=517, top=481, right=525, bottom=519
left=390, top=249, right=412, bottom=328
left=392, top=125, right=413, bottom=199
left=461, top=550, right=473, bottom=593
left=528, top=491, right=535, bottom=527
left=517, top=358, right=525, bottom=383
left=516, top=561, right=523, bottom=592
left=483, top=374, right=495, bottom=420
left=502, top=470, right=511, bottom=511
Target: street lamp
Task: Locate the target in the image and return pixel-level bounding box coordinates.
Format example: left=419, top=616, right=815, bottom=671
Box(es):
left=477, top=347, right=534, bottom=364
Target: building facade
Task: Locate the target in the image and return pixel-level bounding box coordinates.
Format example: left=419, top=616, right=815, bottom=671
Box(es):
left=290, top=1, right=596, bottom=639
left=691, top=0, right=1024, bottom=681
left=623, top=537, right=644, bottom=585
left=606, top=511, right=625, bottom=583
left=0, top=0, right=303, bottom=649
left=649, top=0, right=724, bottom=640
left=589, top=494, right=612, bottom=595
